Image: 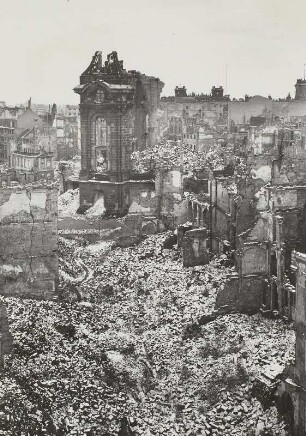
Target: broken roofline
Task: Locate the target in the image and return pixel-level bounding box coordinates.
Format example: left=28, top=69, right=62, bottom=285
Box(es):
left=79, top=50, right=163, bottom=84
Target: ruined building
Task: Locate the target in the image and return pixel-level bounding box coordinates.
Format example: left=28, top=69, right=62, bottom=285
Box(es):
left=182, top=124, right=306, bottom=316
left=176, top=123, right=306, bottom=433
left=278, top=251, right=306, bottom=436
left=53, top=113, right=80, bottom=161
left=0, top=104, right=27, bottom=166
left=160, top=85, right=229, bottom=145
left=160, top=77, right=306, bottom=134
left=74, top=51, right=164, bottom=215
left=3, top=104, right=57, bottom=184
left=0, top=184, right=58, bottom=300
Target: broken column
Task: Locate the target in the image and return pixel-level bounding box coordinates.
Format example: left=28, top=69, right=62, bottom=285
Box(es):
left=182, top=228, right=209, bottom=267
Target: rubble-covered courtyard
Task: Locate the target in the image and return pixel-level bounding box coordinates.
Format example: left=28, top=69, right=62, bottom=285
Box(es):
left=0, top=233, right=295, bottom=435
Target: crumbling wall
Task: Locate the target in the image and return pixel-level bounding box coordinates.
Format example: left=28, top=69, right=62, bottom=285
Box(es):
left=216, top=273, right=265, bottom=313
left=216, top=211, right=270, bottom=314
left=236, top=179, right=263, bottom=235
left=239, top=244, right=268, bottom=276
left=128, top=181, right=156, bottom=215
left=277, top=251, right=306, bottom=436
left=272, top=145, right=306, bottom=186
left=239, top=212, right=273, bottom=243
left=248, top=153, right=274, bottom=184
left=116, top=214, right=159, bottom=247
left=182, top=228, right=209, bottom=267
left=211, top=208, right=230, bottom=242
left=0, top=301, right=13, bottom=364
left=140, top=75, right=164, bottom=148
left=270, top=186, right=306, bottom=250
left=210, top=176, right=259, bottom=252
left=210, top=177, right=233, bottom=252
left=0, top=186, right=58, bottom=299
left=156, top=169, right=188, bottom=227
left=229, top=97, right=306, bottom=125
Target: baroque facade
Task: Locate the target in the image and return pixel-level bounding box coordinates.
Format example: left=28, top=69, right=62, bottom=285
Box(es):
left=74, top=51, right=164, bottom=215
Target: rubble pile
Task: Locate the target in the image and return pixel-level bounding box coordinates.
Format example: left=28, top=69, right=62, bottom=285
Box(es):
left=58, top=189, right=84, bottom=219
left=54, top=157, right=81, bottom=183
left=58, top=236, right=85, bottom=282
left=131, top=140, right=224, bottom=174
left=85, top=198, right=106, bottom=219
left=0, top=233, right=295, bottom=435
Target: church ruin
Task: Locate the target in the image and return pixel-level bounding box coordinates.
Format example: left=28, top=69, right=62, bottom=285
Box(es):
left=74, top=51, right=164, bottom=215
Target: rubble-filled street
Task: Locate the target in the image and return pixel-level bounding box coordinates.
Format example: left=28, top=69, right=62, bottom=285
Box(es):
left=0, top=233, right=295, bottom=435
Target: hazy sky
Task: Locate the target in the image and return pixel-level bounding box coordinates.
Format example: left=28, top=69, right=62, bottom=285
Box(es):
left=0, top=0, right=305, bottom=105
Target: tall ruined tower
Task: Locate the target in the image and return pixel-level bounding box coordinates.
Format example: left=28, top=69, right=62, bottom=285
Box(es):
left=74, top=51, right=164, bottom=215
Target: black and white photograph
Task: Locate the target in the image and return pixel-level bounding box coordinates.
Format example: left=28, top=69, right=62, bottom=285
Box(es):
left=0, top=0, right=305, bottom=434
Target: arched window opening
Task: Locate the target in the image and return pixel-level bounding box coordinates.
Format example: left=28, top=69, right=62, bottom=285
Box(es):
left=94, top=117, right=109, bottom=173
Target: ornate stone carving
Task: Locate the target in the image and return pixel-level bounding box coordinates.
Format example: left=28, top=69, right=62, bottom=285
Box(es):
left=82, top=51, right=103, bottom=75
left=104, top=51, right=124, bottom=75
left=83, top=87, right=106, bottom=104
left=94, top=89, right=105, bottom=103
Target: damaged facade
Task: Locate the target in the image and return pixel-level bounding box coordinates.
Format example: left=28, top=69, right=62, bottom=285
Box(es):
left=160, top=85, right=229, bottom=149
left=166, top=117, right=306, bottom=434
left=0, top=184, right=58, bottom=299
left=119, top=168, right=189, bottom=243
left=277, top=251, right=306, bottom=436
left=178, top=124, right=306, bottom=315
left=74, top=51, right=164, bottom=215
left=6, top=105, right=56, bottom=184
